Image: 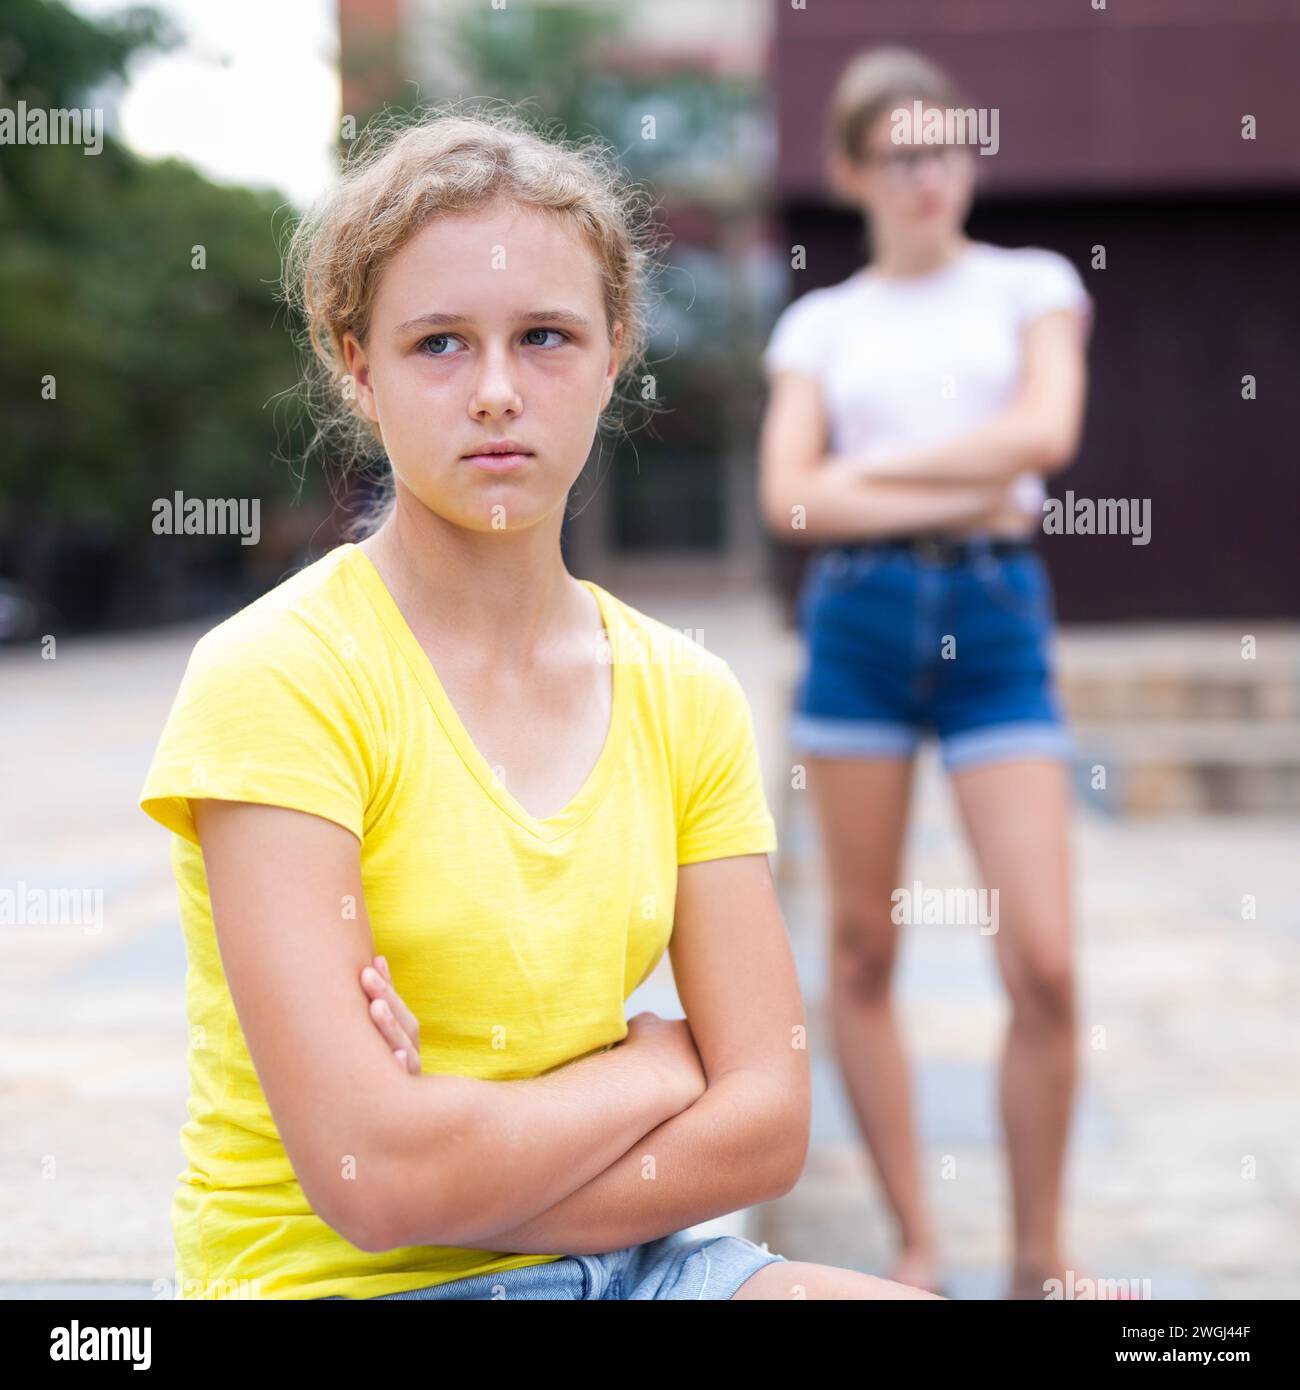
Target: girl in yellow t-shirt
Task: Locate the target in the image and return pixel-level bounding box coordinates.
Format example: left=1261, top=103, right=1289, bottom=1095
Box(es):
left=139, top=104, right=939, bottom=1302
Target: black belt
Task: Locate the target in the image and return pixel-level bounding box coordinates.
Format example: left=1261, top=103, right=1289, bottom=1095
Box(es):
left=831, top=534, right=1033, bottom=565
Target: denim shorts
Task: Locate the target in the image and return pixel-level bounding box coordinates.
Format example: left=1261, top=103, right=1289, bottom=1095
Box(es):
left=790, top=537, right=1075, bottom=772
left=328, top=1232, right=786, bottom=1301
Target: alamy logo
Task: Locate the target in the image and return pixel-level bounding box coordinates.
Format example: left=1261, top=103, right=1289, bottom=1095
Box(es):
left=0, top=101, right=104, bottom=155
left=0, top=881, right=102, bottom=933
left=1042, top=491, right=1151, bottom=545
left=890, top=880, right=999, bottom=934
left=890, top=101, right=1000, bottom=156
left=152, top=491, right=261, bottom=545
left=1045, top=1269, right=1152, bottom=1300
left=50, top=1322, right=151, bottom=1369
left=601, top=624, right=705, bottom=675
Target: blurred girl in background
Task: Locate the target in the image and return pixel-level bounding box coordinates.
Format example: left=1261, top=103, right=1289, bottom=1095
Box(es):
left=760, top=48, right=1093, bottom=1298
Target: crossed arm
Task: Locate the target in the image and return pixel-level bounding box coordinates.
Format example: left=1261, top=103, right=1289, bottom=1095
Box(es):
left=194, top=798, right=807, bottom=1256
left=758, top=308, right=1089, bottom=541
left=370, top=853, right=809, bottom=1255
left=477, top=1066, right=800, bottom=1253
left=839, top=309, right=1090, bottom=485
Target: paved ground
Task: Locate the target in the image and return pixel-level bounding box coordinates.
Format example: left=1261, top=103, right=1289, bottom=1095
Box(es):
left=2, top=561, right=1297, bottom=1298
left=766, top=751, right=1300, bottom=1299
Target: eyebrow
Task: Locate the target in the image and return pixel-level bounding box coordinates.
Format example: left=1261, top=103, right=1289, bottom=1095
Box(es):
left=394, top=308, right=593, bottom=336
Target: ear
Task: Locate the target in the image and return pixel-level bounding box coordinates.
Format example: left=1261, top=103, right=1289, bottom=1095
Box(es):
left=342, top=330, right=378, bottom=423
left=827, top=149, right=866, bottom=206
left=600, top=320, right=624, bottom=412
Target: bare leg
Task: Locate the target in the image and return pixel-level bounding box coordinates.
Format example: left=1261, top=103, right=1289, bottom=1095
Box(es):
left=949, top=756, right=1077, bottom=1299
left=805, top=754, right=941, bottom=1292
left=732, top=1260, right=945, bottom=1300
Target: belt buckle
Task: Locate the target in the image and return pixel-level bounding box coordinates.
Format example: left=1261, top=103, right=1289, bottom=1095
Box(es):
left=916, top=536, right=944, bottom=564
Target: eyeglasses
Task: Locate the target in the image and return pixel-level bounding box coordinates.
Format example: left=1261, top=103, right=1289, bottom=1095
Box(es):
left=857, top=145, right=973, bottom=181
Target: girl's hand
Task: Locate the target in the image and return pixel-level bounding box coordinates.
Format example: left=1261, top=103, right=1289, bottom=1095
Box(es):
left=966, top=475, right=1044, bottom=534
left=360, top=955, right=422, bottom=1075
left=620, top=1011, right=707, bottom=1113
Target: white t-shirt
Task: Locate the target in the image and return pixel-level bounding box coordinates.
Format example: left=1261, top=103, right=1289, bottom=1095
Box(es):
left=762, top=241, right=1092, bottom=513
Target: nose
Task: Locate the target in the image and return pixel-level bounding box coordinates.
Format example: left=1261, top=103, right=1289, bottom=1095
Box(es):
left=914, top=150, right=949, bottom=195
left=468, top=340, right=523, bottom=421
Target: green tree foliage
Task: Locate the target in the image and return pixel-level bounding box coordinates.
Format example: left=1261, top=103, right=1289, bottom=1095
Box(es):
left=0, top=0, right=314, bottom=621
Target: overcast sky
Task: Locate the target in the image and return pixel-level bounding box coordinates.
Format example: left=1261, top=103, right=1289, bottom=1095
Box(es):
left=71, top=0, right=340, bottom=207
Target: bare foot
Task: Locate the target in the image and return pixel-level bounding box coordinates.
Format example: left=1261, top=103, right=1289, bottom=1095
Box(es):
left=891, top=1245, right=945, bottom=1296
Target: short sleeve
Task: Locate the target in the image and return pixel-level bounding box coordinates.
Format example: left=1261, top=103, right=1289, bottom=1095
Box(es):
left=762, top=290, right=831, bottom=380
left=138, top=613, right=373, bottom=846
left=677, top=662, right=778, bottom=866
left=1014, top=248, right=1093, bottom=330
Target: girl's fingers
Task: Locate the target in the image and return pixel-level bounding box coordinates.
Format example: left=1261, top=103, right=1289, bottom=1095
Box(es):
left=362, top=961, right=421, bottom=1047
left=369, top=995, right=416, bottom=1060
left=359, top=962, right=421, bottom=1074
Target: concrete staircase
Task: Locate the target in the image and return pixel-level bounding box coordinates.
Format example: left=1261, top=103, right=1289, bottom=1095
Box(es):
left=1057, top=624, right=1300, bottom=814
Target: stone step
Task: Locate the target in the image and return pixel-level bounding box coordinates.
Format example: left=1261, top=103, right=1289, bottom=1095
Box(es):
left=1071, top=721, right=1300, bottom=814
left=1060, top=675, right=1297, bottom=722
left=1056, top=624, right=1300, bottom=723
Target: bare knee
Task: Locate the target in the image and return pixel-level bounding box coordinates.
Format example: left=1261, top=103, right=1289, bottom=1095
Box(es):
left=829, top=912, right=898, bottom=1004
left=1005, top=946, right=1076, bottom=1029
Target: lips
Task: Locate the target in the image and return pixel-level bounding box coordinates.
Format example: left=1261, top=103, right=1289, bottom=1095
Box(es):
left=463, top=447, right=532, bottom=473
left=462, top=440, right=532, bottom=459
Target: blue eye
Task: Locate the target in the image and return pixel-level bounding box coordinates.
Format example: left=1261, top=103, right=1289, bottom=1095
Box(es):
left=524, top=327, right=567, bottom=348
left=418, top=328, right=568, bottom=356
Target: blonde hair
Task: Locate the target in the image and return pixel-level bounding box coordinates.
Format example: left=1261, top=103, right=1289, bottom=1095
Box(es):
left=826, top=47, right=963, bottom=164
left=280, top=99, right=664, bottom=535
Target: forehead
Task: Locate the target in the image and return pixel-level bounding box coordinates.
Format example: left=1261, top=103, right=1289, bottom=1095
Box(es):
left=372, top=199, right=602, bottom=318
left=867, top=101, right=953, bottom=147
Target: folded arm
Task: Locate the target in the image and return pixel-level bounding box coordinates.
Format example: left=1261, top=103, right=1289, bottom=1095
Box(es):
left=838, top=307, right=1090, bottom=486
left=760, top=369, right=1011, bottom=542
left=462, top=853, right=810, bottom=1253
left=758, top=308, right=1088, bottom=543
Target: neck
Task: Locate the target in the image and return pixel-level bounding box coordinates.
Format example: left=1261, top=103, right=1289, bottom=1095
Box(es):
left=866, top=229, right=971, bottom=280
left=358, top=490, right=589, bottom=666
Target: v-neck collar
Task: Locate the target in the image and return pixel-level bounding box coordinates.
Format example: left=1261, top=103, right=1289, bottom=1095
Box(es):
left=344, top=542, right=626, bottom=843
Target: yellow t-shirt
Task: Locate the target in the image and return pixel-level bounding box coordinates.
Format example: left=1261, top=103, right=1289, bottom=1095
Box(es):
left=138, top=542, right=778, bottom=1300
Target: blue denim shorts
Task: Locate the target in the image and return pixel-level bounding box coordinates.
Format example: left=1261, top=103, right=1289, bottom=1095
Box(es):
left=344, top=1232, right=786, bottom=1301
left=790, top=538, right=1075, bottom=773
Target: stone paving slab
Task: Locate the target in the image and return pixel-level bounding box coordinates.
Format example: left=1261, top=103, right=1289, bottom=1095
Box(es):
left=757, top=738, right=1300, bottom=1299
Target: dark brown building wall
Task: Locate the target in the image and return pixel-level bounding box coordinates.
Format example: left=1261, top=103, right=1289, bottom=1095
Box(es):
left=773, top=0, right=1300, bottom=197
